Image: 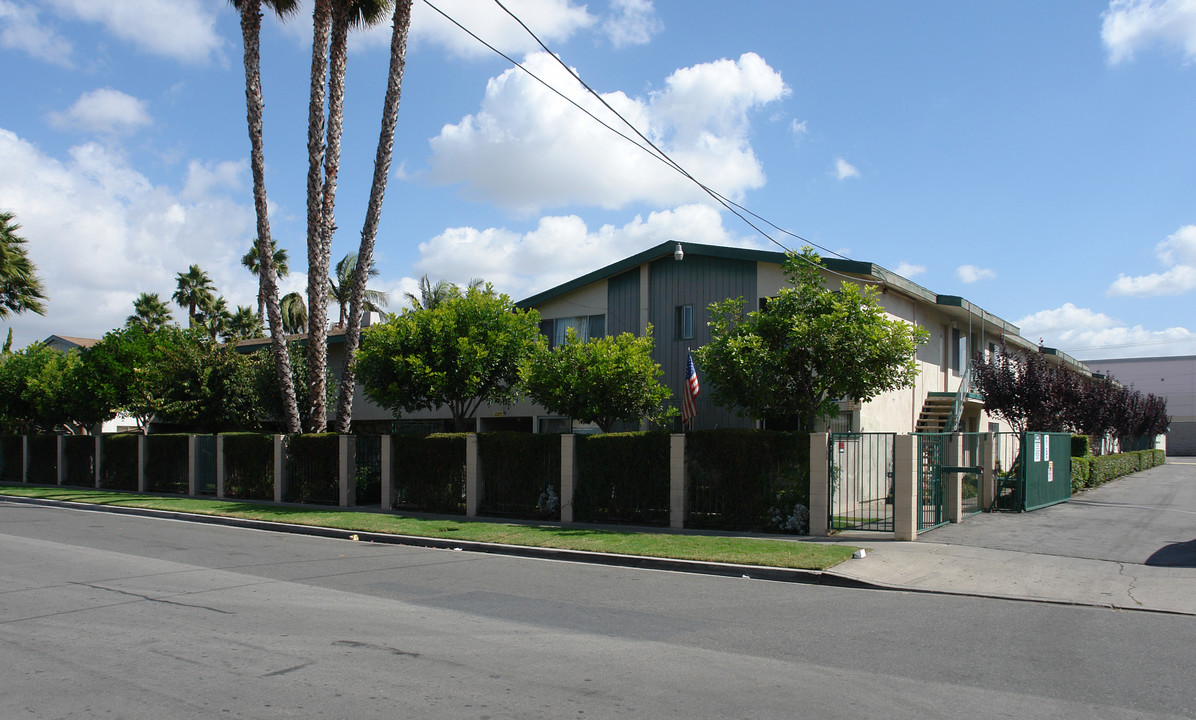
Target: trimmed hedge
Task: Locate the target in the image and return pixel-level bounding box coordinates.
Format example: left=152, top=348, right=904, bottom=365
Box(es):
left=478, top=432, right=561, bottom=520
left=285, top=433, right=339, bottom=505
left=64, top=435, right=95, bottom=486
left=686, top=429, right=810, bottom=533
left=392, top=433, right=467, bottom=514
left=575, top=431, right=670, bottom=526
left=0, top=436, right=23, bottom=482
left=27, top=434, right=58, bottom=485
left=145, top=434, right=190, bottom=494
left=222, top=433, right=274, bottom=500
left=1070, top=435, right=1090, bottom=458
left=100, top=433, right=139, bottom=490
left=1072, top=447, right=1166, bottom=493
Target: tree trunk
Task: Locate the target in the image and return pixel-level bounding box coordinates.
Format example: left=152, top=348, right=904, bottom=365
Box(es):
left=334, top=0, right=413, bottom=434
left=304, top=0, right=333, bottom=433
left=238, top=1, right=300, bottom=433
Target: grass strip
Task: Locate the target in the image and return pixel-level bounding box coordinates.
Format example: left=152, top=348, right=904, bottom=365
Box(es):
left=0, top=483, right=856, bottom=571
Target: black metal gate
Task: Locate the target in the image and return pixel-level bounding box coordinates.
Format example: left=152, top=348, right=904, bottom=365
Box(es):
left=829, top=433, right=895, bottom=532
left=915, top=433, right=949, bottom=532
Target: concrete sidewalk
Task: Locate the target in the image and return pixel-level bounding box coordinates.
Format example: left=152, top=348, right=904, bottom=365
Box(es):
left=820, top=460, right=1196, bottom=615
left=819, top=535, right=1196, bottom=614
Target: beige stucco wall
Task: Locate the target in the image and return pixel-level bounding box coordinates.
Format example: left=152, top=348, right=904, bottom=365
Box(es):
left=534, top=280, right=608, bottom=322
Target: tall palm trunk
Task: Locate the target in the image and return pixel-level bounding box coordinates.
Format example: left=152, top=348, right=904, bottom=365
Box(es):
left=237, top=1, right=302, bottom=434
left=305, top=0, right=333, bottom=432
left=334, top=0, right=412, bottom=433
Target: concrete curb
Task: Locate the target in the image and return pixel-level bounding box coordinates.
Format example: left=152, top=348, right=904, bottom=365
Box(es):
left=1, top=494, right=840, bottom=586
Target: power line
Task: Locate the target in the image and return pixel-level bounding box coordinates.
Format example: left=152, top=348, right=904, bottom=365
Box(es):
left=421, top=0, right=876, bottom=285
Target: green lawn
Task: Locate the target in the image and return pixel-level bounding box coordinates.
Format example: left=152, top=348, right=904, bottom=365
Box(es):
left=0, top=484, right=857, bottom=571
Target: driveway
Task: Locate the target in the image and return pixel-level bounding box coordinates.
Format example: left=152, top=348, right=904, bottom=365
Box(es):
left=922, top=459, right=1196, bottom=567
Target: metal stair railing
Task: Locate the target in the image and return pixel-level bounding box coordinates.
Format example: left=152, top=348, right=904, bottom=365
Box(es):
left=944, top=361, right=972, bottom=433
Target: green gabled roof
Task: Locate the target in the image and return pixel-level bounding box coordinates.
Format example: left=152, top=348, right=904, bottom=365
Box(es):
left=515, top=240, right=877, bottom=309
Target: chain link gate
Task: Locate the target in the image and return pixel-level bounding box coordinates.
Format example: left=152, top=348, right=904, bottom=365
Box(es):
left=829, top=433, right=895, bottom=532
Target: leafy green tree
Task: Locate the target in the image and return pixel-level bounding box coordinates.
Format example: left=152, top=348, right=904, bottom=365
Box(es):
left=522, top=327, right=675, bottom=433
left=696, top=248, right=929, bottom=432
left=0, top=211, right=48, bottom=318
left=77, top=325, right=194, bottom=432
left=153, top=338, right=266, bottom=432
left=126, top=292, right=174, bottom=331
left=328, top=252, right=387, bottom=328
left=0, top=342, right=93, bottom=434
left=172, top=264, right=216, bottom=328
left=356, top=285, right=542, bottom=431
left=404, top=274, right=457, bottom=311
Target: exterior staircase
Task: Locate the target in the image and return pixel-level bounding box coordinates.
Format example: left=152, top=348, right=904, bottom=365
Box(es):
left=915, top=392, right=955, bottom=433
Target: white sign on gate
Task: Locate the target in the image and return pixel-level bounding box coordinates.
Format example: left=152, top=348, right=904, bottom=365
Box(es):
left=1033, top=434, right=1042, bottom=463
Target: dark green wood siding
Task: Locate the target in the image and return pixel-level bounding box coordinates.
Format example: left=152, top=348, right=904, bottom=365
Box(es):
left=606, top=268, right=641, bottom=336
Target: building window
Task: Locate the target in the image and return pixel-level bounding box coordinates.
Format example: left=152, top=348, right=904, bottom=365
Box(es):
left=676, top=304, right=694, bottom=340
left=541, top=314, right=605, bottom=348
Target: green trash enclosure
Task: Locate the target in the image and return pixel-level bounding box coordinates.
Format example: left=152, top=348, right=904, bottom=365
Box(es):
left=1021, top=432, right=1071, bottom=511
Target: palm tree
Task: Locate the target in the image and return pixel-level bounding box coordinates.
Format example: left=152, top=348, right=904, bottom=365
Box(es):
left=223, top=305, right=264, bottom=343
left=172, top=265, right=216, bottom=328
left=280, top=292, right=308, bottom=335
left=241, top=239, right=289, bottom=320
left=231, top=0, right=302, bottom=433
left=126, top=292, right=173, bottom=331
left=0, top=211, right=48, bottom=318
left=404, top=273, right=457, bottom=311
left=196, top=295, right=233, bottom=342
left=306, top=0, right=393, bottom=432
left=334, top=0, right=412, bottom=433
left=328, top=252, right=387, bottom=328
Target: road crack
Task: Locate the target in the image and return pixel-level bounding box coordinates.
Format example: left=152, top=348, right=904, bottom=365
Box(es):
left=69, top=582, right=234, bottom=615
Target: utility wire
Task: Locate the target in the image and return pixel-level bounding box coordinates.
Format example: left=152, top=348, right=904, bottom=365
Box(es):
left=422, top=0, right=874, bottom=283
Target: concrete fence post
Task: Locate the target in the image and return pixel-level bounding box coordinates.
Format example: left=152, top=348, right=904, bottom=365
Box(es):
left=21, top=435, right=29, bottom=483
left=339, top=435, right=356, bottom=508
left=380, top=435, right=392, bottom=511
left=893, top=434, right=919, bottom=541
left=465, top=433, right=480, bottom=517
left=274, top=435, right=285, bottom=504
left=216, top=435, right=226, bottom=499
left=809, top=433, right=830, bottom=536
left=980, top=432, right=995, bottom=511
left=94, top=435, right=102, bottom=489
left=669, top=433, right=686, bottom=529
left=57, top=435, right=66, bottom=486
left=187, top=435, right=199, bottom=497
left=137, top=434, right=147, bottom=493
left=560, top=434, right=577, bottom=524
left=947, top=433, right=963, bottom=523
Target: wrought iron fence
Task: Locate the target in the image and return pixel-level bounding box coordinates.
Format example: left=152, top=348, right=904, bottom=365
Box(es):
left=915, top=433, right=949, bottom=532
left=478, top=433, right=561, bottom=520
left=27, top=435, right=58, bottom=485
left=196, top=435, right=217, bottom=494
left=145, top=435, right=190, bottom=494
left=992, top=431, right=1023, bottom=511
left=355, top=435, right=383, bottom=506
left=829, top=433, right=895, bottom=532
left=63, top=436, right=95, bottom=486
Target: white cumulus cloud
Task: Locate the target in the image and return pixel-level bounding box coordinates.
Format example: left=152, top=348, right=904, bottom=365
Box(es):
left=1102, top=0, right=1196, bottom=64
left=0, top=1, right=73, bottom=66
left=1108, top=224, right=1196, bottom=296
left=955, top=264, right=996, bottom=283
left=834, top=157, right=859, bottom=180
left=0, top=127, right=262, bottom=348
left=41, top=0, right=223, bottom=64
left=603, top=0, right=663, bottom=48
left=428, top=51, right=788, bottom=213
left=1017, top=303, right=1196, bottom=359
left=47, top=88, right=151, bottom=135
left=894, top=261, right=926, bottom=278
left=411, top=204, right=754, bottom=300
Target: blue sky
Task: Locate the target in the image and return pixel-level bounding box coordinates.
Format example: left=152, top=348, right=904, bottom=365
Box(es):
left=2, top=0, right=1194, bottom=360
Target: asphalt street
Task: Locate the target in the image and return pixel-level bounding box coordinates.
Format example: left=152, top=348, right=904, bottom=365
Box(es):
left=2, top=500, right=1194, bottom=719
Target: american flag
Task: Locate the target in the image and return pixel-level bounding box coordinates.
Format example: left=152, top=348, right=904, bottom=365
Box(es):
left=682, top=353, right=700, bottom=425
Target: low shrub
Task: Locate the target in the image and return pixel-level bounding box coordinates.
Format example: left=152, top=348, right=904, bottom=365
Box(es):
left=1070, top=434, right=1090, bottom=459
left=1070, top=456, right=1090, bottom=494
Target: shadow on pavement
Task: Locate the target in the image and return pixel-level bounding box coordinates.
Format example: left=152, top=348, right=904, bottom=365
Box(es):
left=1145, top=539, right=1196, bottom=567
